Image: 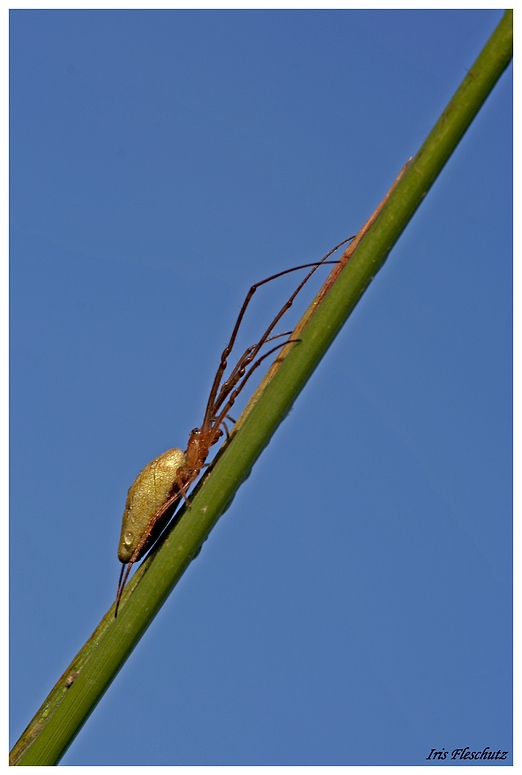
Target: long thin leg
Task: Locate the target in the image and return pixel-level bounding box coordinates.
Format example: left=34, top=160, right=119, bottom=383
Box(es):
left=115, top=561, right=134, bottom=617
left=214, top=331, right=292, bottom=410
left=202, top=239, right=354, bottom=429
left=212, top=338, right=301, bottom=436
left=209, top=246, right=352, bottom=423
left=116, top=562, right=126, bottom=602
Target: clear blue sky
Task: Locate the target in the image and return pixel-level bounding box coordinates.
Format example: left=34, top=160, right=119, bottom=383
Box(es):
left=10, top=10, right=511, bottom=766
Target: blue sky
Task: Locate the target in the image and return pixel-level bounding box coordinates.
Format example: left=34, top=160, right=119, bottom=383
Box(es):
left=10, top=9, right=512, bottom=766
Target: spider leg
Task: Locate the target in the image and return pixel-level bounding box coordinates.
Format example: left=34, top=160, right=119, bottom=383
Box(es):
left=213, top=338, right=301, bottom=435
left=201, top=240, right=354, bottom=430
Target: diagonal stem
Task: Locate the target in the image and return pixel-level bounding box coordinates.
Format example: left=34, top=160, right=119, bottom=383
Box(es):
left=10, top=10, right=512, bottom=766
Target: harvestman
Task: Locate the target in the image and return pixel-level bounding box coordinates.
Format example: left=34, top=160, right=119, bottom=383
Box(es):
left=115, top=237, right=355, bottom=615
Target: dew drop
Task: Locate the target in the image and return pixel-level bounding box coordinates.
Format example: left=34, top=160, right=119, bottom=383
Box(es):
left=124, top=531, right=134, bottom=546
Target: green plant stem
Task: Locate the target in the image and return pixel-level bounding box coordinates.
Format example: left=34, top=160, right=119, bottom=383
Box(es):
left=11, top=10, right=512, bottom=766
